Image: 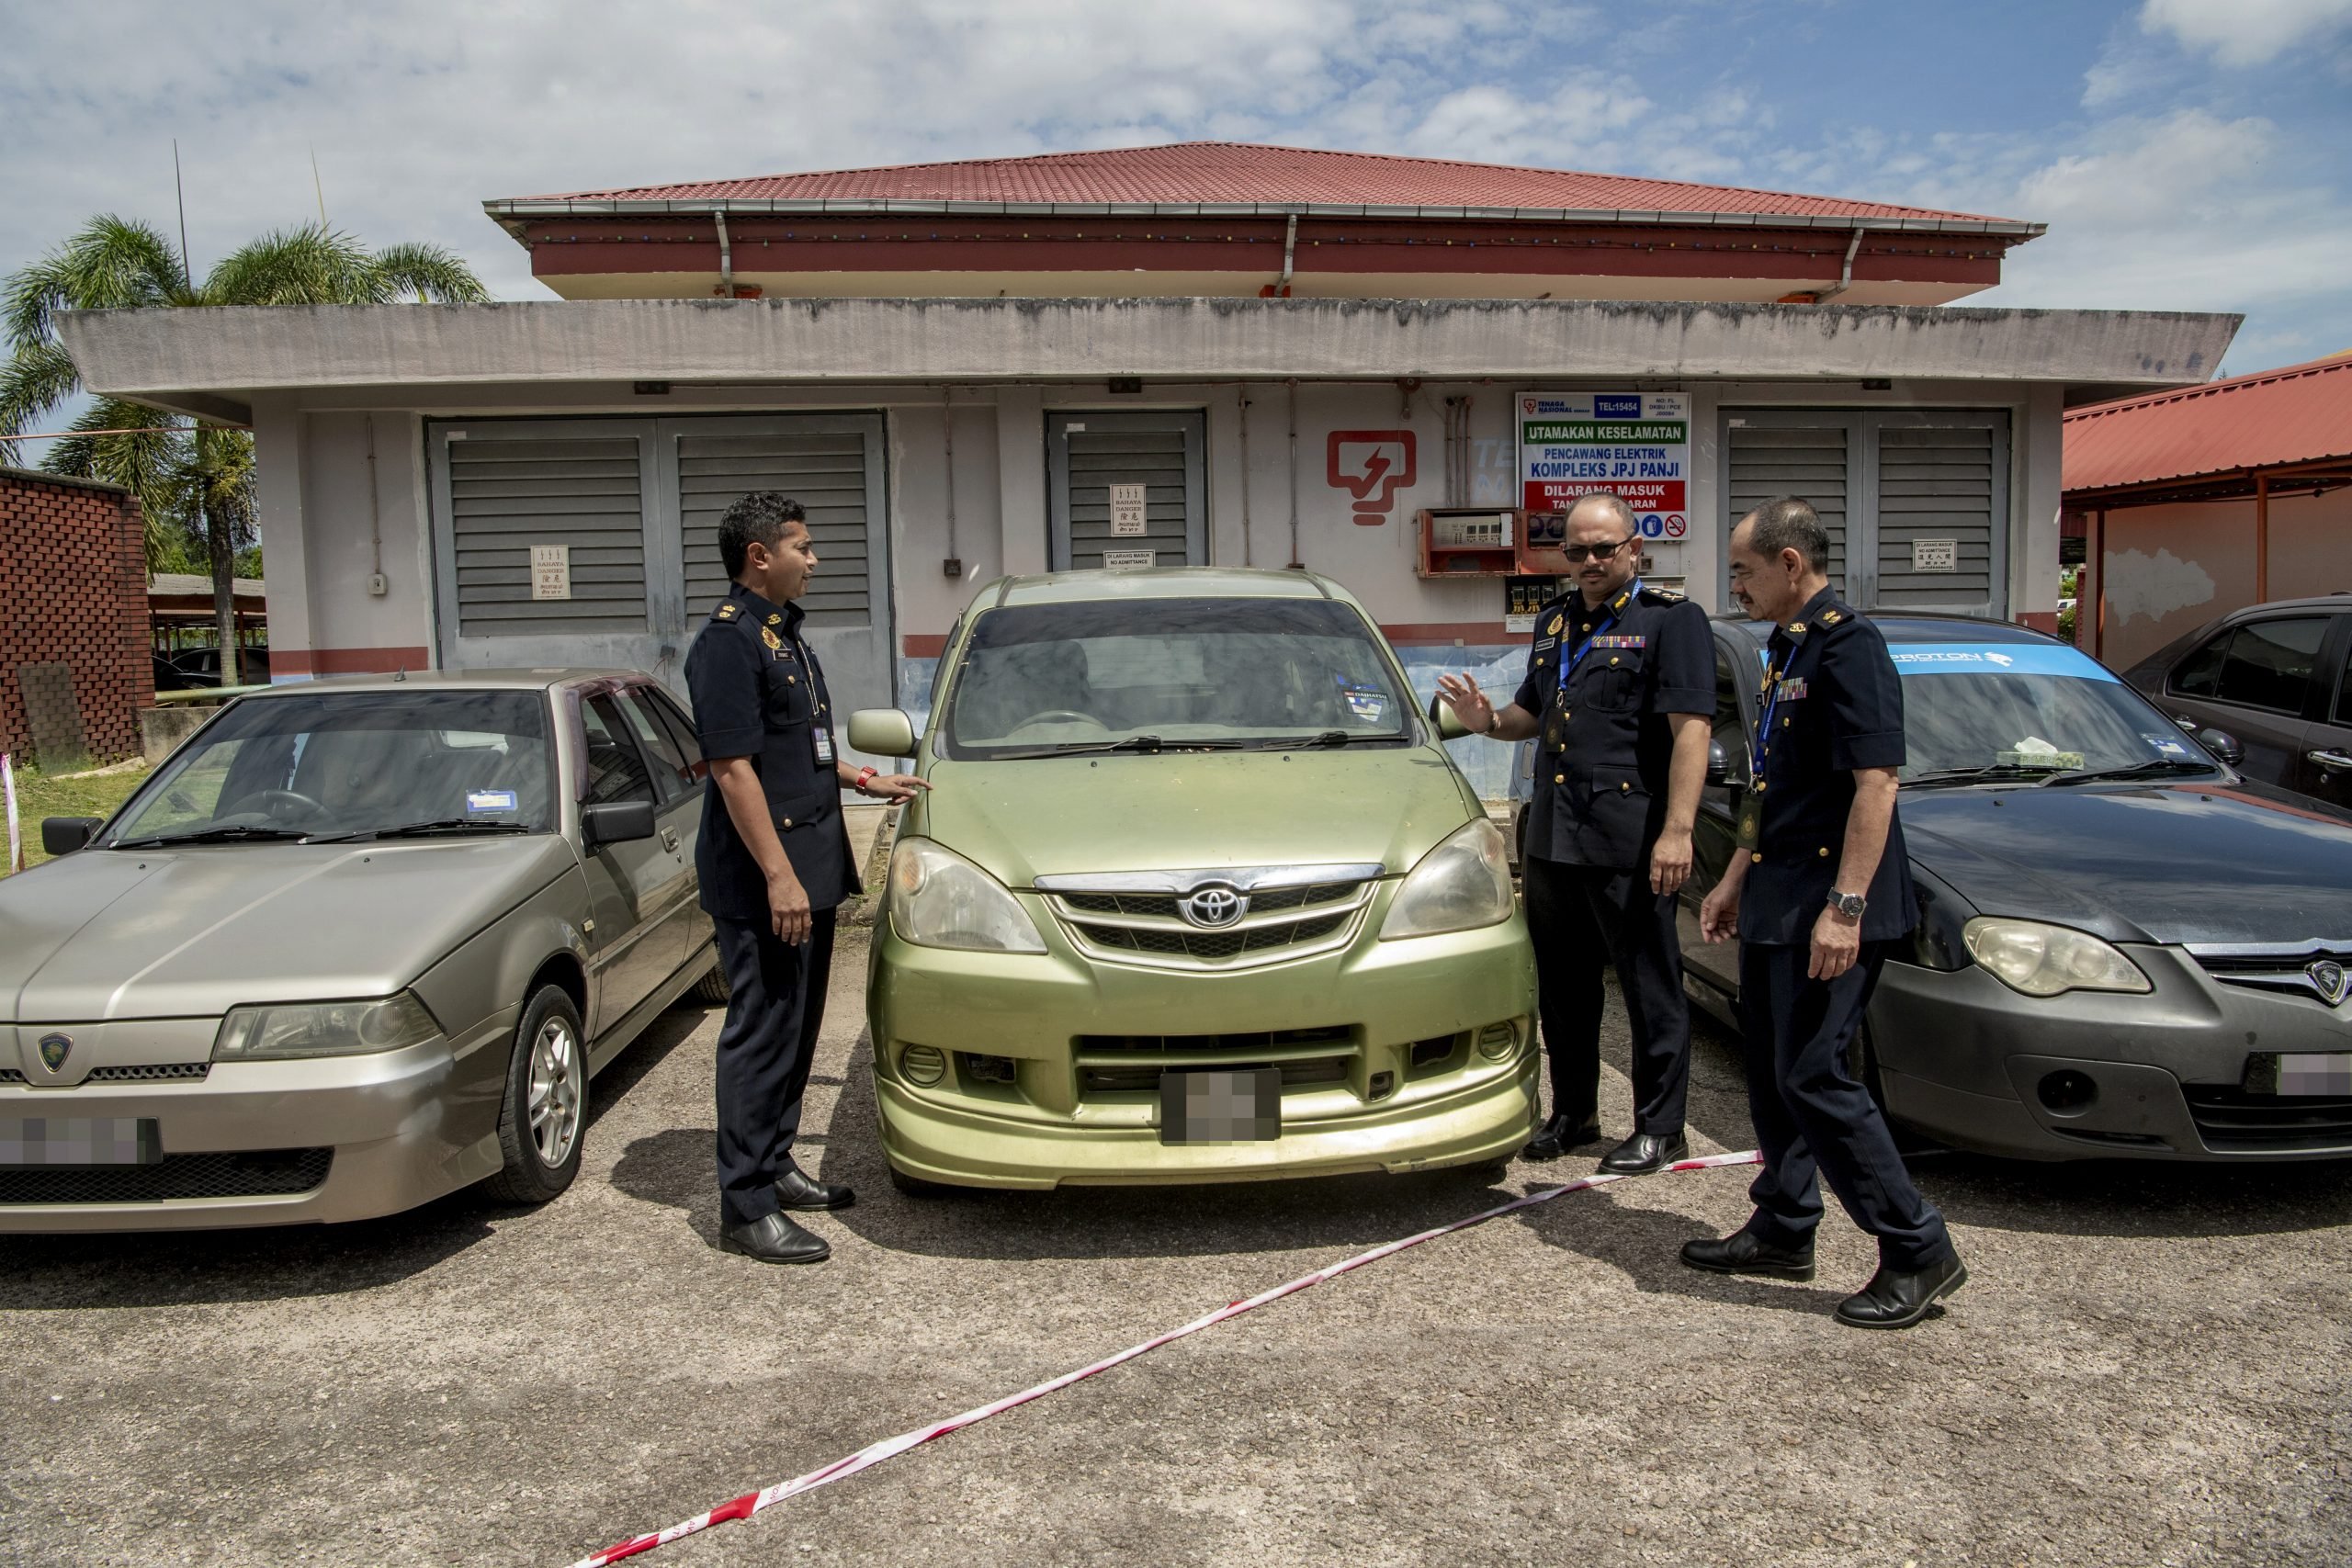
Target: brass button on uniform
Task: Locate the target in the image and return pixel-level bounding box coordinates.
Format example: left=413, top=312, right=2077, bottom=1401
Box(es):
left=1818, top=847, right=1830, bottom=857
left=1750, top=852, right=1764, bottom=863
left=1553, top=773, right=1565, bottom=784
left=1619, top=781, right=1631, bottom=792
left=1609, top=656, right=1620, bottom=667
left=782, top=818, right=794, bottom=828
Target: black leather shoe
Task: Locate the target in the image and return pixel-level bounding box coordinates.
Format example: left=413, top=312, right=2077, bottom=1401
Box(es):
left=718, top=1212, right=831, bottom=1265
left=1599, top=1131, right=1690, bottom=1175
left=1679, top=1230, right=1816, bottom=1280
left=775, top=1164, right=855, bottom=1212
left=1835, top=1255, right=1967, bottom=1330
left=1522, top=1111, right=1604, bottom=1161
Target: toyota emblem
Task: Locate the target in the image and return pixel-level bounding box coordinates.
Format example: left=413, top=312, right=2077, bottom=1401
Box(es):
left=2309, top=959, right=2349, bottom=1007
left=1179, top=886, right=1247, bottom=929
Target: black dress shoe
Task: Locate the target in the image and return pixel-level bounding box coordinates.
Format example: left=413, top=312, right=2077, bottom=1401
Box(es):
left=1835, top=1255, right=1967, bottom=1330
left=1598, top=1131, right=1690, bottom=1175
left=1679, top=1230, right=1816, bottom=1280
left=1522, top=1111, right=1604, bottom=1161
left=775, top=1164, right=855, bottom=1212
left=718, top=1212, right=831, bottom=1265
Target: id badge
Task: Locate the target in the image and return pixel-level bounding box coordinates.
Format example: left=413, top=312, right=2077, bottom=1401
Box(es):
left=813, top=728, right=835, bottom=766
left=1735, top=796, right=1762, bottom=851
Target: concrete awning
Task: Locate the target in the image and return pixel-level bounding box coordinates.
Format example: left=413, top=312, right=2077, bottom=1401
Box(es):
left=56, top=297, right=2242, bottom=426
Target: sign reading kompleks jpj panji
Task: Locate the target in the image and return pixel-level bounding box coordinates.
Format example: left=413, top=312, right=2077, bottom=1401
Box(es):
left=1518, top=391, right=1691, bottom=542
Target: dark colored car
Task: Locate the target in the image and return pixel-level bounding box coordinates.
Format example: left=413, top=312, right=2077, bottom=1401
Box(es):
left=2122, top=595, right=2352, bottom=809
left=168, top=646, right=272, bottom=688
left=1678, top=613, right=2352, bottom=1163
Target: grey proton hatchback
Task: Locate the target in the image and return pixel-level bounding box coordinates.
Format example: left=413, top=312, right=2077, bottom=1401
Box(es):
left=0, top=671, right=719, bottom=1231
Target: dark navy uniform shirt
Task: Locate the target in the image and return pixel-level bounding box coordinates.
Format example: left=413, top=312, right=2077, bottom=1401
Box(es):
left=1737, top=586, right=1917, bottom=945
left=1510, top=581, right=1713, bottom=872
left=684, top=582, right=860, bottom=922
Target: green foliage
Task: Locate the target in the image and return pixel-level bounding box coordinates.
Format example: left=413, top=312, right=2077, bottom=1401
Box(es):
left=1, top=216, right=488, bottom=572
left=4, top=758, right=153, bottom=873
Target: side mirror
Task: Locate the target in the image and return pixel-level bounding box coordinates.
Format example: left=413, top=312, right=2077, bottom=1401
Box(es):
left=847, top=707, right=919, bottom=759
left=1705, top=739, right=1749, bottom=789
left=41, top=817, right=103, bottom=855
left=2198, top=728, right=2245, bottom=767
left=1428, top=694, right=1469, bottom=741
left=580, top=799, right=657, bottom=850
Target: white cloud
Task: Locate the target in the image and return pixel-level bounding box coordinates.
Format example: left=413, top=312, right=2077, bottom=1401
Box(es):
left=2139, top=0, right=2352, bottom=67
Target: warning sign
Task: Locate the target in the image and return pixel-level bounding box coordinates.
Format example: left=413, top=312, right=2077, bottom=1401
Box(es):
left=1110, top=483, right=1148, bottom=536
left=1517, top=392, right=1690, bottom=536
left=530, top=543, right=572, bottom=602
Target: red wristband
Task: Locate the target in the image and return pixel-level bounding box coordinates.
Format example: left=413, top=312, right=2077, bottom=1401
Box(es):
left=854, top=766, right=878, bottom=792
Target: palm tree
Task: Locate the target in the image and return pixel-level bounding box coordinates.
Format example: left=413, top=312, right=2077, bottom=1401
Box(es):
left=3, top=217, right=487, bottom=684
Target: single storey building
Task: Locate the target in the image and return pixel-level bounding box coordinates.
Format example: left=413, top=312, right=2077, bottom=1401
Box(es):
left=56, top=142, right=2240, bottom=792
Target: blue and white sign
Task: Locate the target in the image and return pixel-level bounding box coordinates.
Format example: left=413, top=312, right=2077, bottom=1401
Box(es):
left=1887, top=644, right=2120, bottom=682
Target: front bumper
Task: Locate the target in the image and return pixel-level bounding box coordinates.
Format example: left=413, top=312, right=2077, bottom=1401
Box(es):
left=1871, top=947, right=2352, bottom=1162
left=867, top=895, right=1540, bottom=1189
left=0, top=1012, right=513, bottom=1231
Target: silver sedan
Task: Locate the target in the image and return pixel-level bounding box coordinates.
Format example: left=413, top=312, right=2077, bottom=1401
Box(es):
left=0, top=671, right=720, bottom=1230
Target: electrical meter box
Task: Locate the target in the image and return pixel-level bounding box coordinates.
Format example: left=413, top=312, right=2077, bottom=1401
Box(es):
left=1417, top=508, right=1519, bottom=577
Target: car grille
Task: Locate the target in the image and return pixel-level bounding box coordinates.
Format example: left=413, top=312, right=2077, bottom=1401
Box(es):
left=1046, top=874, right=1376, bottom=971
left=0, top=1148, right=332, bottom=1205
left=2183, top=1088, right=2352, bottom=1152
left=0, top=1063, right=210, bottom=1086
left=2187, top=942, right=2352, bottom=1007
left=1075, top=1025, right=1357, bottom=1094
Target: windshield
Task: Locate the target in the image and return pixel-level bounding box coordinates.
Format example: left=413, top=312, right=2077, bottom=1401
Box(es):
left=107, top=689, right=556, bottom=845
left=941, top=597, right=1412, bottom=758
left=1885, top=643, right=2221, bottom=780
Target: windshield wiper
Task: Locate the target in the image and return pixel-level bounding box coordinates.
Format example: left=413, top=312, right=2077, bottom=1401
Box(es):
left=1902, top=763, right=2069, bottom=791
left=356, top=818, right=536, bottom=840
left=1262, top=730, right=1402, bottom=749
left=112, top=825, right=312, bottom=848
left=2041, top=758, right=2220, bottom=787
left=986, top=735, right=1247, bottom=760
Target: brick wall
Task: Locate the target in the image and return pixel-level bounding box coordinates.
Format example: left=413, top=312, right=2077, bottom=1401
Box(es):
left=0, top=468, right=156, bottom=763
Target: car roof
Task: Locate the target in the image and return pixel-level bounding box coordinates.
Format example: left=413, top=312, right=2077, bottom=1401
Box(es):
left=2214, top=594, right=2352, bottom=618
left=1712, top=609, right=2070, bottom=648
left=231, top=668, right=650, bottom=697
left=981, top=566, right=1351, bottom=610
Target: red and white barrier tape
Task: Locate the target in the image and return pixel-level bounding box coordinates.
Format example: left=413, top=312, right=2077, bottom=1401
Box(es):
left=564, top=1148, right=1761, bottom=1567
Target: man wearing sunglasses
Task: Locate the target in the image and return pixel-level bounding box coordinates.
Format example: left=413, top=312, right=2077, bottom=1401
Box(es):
left=1437, top=492, right=1713, bottom=1174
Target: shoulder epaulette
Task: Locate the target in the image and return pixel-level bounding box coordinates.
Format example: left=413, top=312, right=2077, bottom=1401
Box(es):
left=1638, top=584, right=1686, bottom=604
left=712, top=601, right=739, bottom=622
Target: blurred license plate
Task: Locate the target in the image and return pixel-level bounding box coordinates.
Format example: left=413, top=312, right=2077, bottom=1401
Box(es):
left=1159, top=1069, right=1281, bottom=1145
left=2245, top=1054, right=2352, bottom=1097
left=0, top=1117, right=164, bottom=1167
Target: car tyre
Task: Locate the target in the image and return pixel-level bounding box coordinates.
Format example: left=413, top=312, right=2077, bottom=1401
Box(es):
left=483, top=985, right=589, bottom=1204
left=687, top=964, right=729, bottom=1007
left=1466, top=1156, right=1514, bottom=1185
left=887, top=1163, right=954, bottom=1199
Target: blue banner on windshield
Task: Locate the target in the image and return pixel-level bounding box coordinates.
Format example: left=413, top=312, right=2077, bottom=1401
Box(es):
left=1885, top=644, right=2120, bottom=682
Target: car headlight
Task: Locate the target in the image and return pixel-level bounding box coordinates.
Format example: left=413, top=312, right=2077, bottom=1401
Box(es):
left=212, top=992, right=443, bottom=1061
left=1381, top=818, right=1515, bottom=941
left=1962, top=918, right=2151, bottom=998
left=888, top=837, right=1047, bottom=953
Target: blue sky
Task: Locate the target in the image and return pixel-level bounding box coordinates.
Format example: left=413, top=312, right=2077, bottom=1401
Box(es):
left=4, top=0, right=2349, bottom=456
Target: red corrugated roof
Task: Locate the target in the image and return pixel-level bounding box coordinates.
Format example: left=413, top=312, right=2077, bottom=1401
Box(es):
left=496, top=141, right=2030, bottom=230
left=2064, top=354, right=2352, bottom=494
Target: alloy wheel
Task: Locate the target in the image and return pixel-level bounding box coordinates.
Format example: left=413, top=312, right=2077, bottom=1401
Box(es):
left=526, top=1016, right=584, bottom=1168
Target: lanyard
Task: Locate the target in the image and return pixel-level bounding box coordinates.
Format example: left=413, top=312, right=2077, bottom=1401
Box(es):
left=1750, top=639, right=1792, bottom=784
left=1556, top=578, right=1641, bottom=693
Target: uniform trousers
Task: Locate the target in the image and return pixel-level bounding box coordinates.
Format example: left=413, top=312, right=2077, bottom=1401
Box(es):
left=713, top=908, right=837, bottom=1228
left=1736, top=941, right=1953, bottom=1270
left=1521, top=854, right=1691, bottom=1136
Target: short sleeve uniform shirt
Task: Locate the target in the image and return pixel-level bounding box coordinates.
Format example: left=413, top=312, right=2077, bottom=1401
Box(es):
left=684, top=582, right=860, bottom=921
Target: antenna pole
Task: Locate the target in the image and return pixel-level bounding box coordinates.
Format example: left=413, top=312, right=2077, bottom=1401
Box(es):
left=173, top=139, right=192, bottom=291
left=311, top=145, right=327, bottom=226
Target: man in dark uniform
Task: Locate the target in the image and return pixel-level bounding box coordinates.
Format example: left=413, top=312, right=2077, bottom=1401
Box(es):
left=1690, top=496, right=1966, bottom=1329
left=686, top=491, right=928, bottom=1264
left=1437, top=491, right=1714, bottom=1175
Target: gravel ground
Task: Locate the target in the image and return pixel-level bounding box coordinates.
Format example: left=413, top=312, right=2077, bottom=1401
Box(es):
left=3, top=928, right=2348, bottom=1567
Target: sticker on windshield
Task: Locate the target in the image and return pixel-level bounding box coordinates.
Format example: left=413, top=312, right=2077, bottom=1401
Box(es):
left=1339, top=682, right=1389, bottom=723
left=466, top=789, right=519, bottom=815
left=1888, top=644, right=2121, bottom=682
left=2142, top=731, right=2194, bottom=758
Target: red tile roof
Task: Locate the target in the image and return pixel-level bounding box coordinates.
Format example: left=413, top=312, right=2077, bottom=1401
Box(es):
left=2064, top=354, right=2352, bottom=494
left=492, top=141, right=2038, bottom=233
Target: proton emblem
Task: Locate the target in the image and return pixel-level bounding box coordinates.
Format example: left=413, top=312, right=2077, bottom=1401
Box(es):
left=37, top=1032, right=73, bottom=1073
left=1178, top=886, right=1247, bottom=929
left=2309, top=959, right=2349, bottom=1007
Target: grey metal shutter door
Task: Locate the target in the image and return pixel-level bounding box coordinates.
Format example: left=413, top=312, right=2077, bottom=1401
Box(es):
left=1872, top=418, right=2007, bottom=615
left=1050, top=412, right=1205, bottom=570
left=677, top=429, right=875, bottom=626
left=1724, top=417, right=1851, bottom=592
left=447, top=434, right=648, bottom=637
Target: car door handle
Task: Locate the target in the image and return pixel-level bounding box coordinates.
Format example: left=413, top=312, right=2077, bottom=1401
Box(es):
left=659, top=825, right=681, bottom=852
left=2310, top=750, right=2352, bottom=772
left=2173, top=715, right=2200, bottom=732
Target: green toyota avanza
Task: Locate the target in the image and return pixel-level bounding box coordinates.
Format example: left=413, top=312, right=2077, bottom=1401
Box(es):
left=852, top=568, right=1538, bottom=1190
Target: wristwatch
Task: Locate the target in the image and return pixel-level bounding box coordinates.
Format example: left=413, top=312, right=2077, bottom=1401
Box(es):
left=1826, top=889, right=1868, bottom=919
left=1482, top=707, right=1503, bottom=737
